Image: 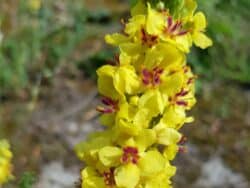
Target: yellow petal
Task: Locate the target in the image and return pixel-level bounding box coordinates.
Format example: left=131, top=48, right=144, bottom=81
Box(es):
left=175, top=35, right=191, bottom=53
left=193, top=12, right=207, bottom=30
left=116, top=119, right=142, bottom=136
left=138, top=150, right=165, bottom=177
left=154, top=126, right=182, bottom=146
left=105, top=33, right=129, bottom=46
left=139, top=89, right=166, bottom=118
left=133, top=108, right=151, bottom=129
left=120, top=42, right=143, bottom=56
left=119, top=52, right=131, bottom=65
left=125, top=15, right=146, bottom=36
left=161, top=107, right=192, bottom=129
left=115, top=164, right=140, bottom=188
left=160, top=72, right=185, bottom=97
left=81, top=167, right=106, bottom=188
left=193, top=32, right=213, bottom=49
left=163, top=145, right=179, bottom=161
left=131, top=0, right=147, bottom=16
left=75, top=131, right=113, bottom=162
left=146, top=3, right=165, bottom=35
left=134, top=129, right=156, bottom=152
left=99, top=114, right=115, bottom=127
left=113, top=65, right=140, bottom=96
left=98, top=146, right=123, bottom=167
left=181, top=0, right=197, bottom=22
left=97, top=65, right=119, bottom=99
left=144, top=43, right=184, bottom=69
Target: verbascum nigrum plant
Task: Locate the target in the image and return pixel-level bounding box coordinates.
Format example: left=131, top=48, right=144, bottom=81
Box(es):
left=75, top=0, right=212, bottom=187
left=0, top=139, right=13, bottom=185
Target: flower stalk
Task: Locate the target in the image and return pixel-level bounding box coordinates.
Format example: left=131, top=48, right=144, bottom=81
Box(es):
left=75, top=0, right=212, bottom=187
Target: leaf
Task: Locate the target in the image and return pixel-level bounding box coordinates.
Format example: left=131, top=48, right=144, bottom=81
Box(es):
left=19, top=172, right=36, bottom=188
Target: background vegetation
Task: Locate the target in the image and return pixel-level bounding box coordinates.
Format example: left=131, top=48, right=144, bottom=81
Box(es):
left=0, top=0, right=249, bottom=187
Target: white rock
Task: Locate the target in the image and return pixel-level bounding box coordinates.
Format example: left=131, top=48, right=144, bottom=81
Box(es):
left=36, top=161, right=79, bottom=188
left=195, top=156, right=249, bottom=188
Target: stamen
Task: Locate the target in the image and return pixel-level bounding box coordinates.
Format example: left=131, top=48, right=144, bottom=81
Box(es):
left=141, top=67, right=164, bottom=87
left=178, top=146, right=188, bottom=153
left=178, top=135, right=187, bottom=145
left=176, top=89, right=189, bottom=97
left=141, top=28, right=158, bottom=47
left=177, top=30, right=188, bottom=36
left=103, top=168, right=116, bottom=186
left=121, top=146, right=139, bottom=164
left=176, top=100, right=188, bottom=106
left=96, top=97, right=119, bottom=114
left=167, top=17, right=173, bottom=28
left=165, top=17, right=188, bottom=38
left=170, top=21, right=181, bottom=33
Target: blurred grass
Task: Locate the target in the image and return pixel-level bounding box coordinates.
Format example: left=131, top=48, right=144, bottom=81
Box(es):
left=0, top=0, right=87, bottom=97
left=189, top=0, right=250, bottom=84
left=0, top=0, right=249, bottom=98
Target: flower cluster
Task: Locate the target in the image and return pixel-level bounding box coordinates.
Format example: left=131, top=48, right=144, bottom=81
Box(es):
left=0, top=139, right=13, bottom=185
left=75, top=0, right=212, bottom=187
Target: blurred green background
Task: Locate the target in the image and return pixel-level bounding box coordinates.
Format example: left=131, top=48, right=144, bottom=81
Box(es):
left=0, top=0, right=249, bottom=188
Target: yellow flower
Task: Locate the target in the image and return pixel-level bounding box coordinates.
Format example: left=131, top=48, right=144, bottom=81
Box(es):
left=97, top=65, right=140, bottom=99
left=0, top=140, right=13, bottom=185
left=76, top=1, right=212, bottom=187
left=191, top=12, right=213, bottom=49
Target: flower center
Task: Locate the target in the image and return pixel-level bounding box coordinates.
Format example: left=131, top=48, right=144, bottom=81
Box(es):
left=141, top=28, right=158, bottom=47
left=103, top=168, right=116, bottom=186
left=142, top=67, right=164, bottom=87
left=96, top=97, right=119, bottom=114
left=121, top=147, right=139, bottom=164
left=164, top=16, right=187, bottom=37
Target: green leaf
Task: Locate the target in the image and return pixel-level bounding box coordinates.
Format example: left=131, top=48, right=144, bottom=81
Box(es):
left=19, top=172, right=36, bottom=188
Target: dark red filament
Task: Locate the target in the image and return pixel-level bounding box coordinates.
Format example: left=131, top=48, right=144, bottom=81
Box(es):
left=142, top=67, right=164, bottom=87
left=103, top=168, right=116, bottom=186
left=169, top=88, right=189, bottom=107
left=165, top=16, right=188, bottom=37
left=96, top=97, right=119, bottom=114
left=141, top=28, right=158, bottom=47
left=178, top=146, right=188, bottom=153
left=178, top=135, right=187, bottom=145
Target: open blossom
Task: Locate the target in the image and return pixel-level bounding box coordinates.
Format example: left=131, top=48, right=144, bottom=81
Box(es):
left=75, top=0, right=212, bottom=187
left=0, top=139, right=13, bottom=185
